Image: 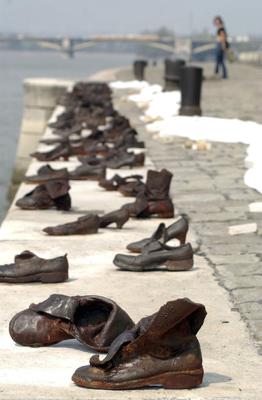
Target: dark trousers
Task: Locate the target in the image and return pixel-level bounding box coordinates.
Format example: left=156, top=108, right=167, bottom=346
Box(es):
left=215, top=45, right=228, bottom=79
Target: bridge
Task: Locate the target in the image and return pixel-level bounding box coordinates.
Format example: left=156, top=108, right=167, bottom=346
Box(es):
left=0, top=34, right=261, bottom=60
left=0, top=34, right=216, bottom=59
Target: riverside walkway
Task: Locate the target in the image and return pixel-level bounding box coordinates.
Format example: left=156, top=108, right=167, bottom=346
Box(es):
left=115, top=62, right=262, bottom=356
left=0, top=63, right=261, bottom=399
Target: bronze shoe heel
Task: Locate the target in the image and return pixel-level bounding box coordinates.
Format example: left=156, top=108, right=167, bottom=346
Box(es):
left=133, top=153, right=145, bottom=167
left=160, top=368, right=204, bottom=389
left=99, top=208, right=129, bottom=229
left=166, top=257, right=193, bottom=271
left=175, top=231, right=187, bottom=245
left=40, top=271, right=69, bottom=283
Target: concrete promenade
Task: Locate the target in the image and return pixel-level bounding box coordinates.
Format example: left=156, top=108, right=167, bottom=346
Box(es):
left=115, top=62, right=262, bottom=356
left=0, top=63, right=261, bottom=399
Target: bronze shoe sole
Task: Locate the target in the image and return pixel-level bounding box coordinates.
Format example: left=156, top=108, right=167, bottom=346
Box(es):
left=0, top=271, right=68, bottom=284
left=114, top=257, right=193, bottom=272
left=72, top=367, right=203, bottom=390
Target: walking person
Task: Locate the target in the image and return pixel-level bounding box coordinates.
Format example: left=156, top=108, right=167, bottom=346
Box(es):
left=213, top=16, right=229, bottom=79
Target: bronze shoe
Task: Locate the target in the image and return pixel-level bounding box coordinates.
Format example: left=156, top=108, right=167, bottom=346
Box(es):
left=31, top=143, right=71, bottom=161
left=105, top=151, right=145, bottom=169
left=127, top=216, right=189, bottom=253
left=43, top=214, right=100, bottom=236
left=123, top=193, right=174, bottom=218
left=69, top=164, right=106, bottom=181
left=72, top=298, right=206, bottom=390
left=25, top=165, right=69, bottom=184
left=9, top=294, right=134, bottom=351
left=16, top=180, right=71, bottom=211
left=0, top=251, right=68, bottom=283
left=99, top=208, right=129, bottom=229
left=99, top=174, right=143, bottom=192
left=114, top=242, right=193, bottom=272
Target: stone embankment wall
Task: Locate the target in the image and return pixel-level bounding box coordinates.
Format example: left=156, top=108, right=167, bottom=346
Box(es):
left=9, top=78, right=73, bottom=199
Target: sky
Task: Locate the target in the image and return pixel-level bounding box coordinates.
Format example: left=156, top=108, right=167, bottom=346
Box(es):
left=0, top=0, right=261, bottom=37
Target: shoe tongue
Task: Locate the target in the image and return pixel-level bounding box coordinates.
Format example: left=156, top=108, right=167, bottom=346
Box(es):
left=38, top=165, right=53, bottom=175
left=143, top=240, right=164, bottom=254
left=151, top=223, right=166, bottom=241
left=90, top=330, right=136, bottom=369
left=15, top=251, right=37, bottom=266
left=78, top=214, right=97, bottom=222
left=45, top=180, right=70, bottom=199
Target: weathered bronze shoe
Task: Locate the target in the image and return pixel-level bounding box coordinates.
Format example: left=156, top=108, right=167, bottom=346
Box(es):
left=69, top=164, right=106, bottom=181
left=106, top=151, right=145, bottom=169
left=99, top=208, right=129, bottom=229
left=127, top=216, right=189, bottom=253
left=0, top=251, right=68, bottom=283
left=31, top=143, right=71, bottom=161
left=9, top=294, right=134, bottom=351
left=123, top=193, right=174, bottom=218
left=114, top=242, right=193, bottom=271
left=25, top=165, right=69, bottom=184
left=72, top=298, right=206, bottom=390
left=43, top=214, right=100, bottom=236
left=99, top=174, right=143, bottom=192
left=16, top=180, right=71, bottom=211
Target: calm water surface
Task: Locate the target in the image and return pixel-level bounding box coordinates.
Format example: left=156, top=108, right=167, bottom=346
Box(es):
left=0, top=50, right=135, bottom=222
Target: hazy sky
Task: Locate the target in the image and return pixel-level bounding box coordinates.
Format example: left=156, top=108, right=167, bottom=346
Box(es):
left=0, top=0, right=261, bottom=37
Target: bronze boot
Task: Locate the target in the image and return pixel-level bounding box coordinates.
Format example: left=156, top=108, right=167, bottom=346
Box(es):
left=72, top=298, right=207, bottom=390
left=9, top=294, right=134, bottom=352
left=16, top=180, right=71, bottom=211
left=122, top=169, right=174, bottom=218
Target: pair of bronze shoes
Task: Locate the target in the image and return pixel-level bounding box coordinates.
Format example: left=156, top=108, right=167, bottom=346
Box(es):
left=10, top=295, right=206, bottom=391
left=43, top=208, right=129, bottom=236
left=16, top=180, right=71, bottom=211
left=114, top=215, right=194, bottom=271
left=99, top=173, right=145, bottom=197
left=0, top=251, right=68, bottom=283
left=25, top=164, right=106, bottom=183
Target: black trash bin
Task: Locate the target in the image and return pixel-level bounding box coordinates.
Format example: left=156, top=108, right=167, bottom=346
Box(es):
left=133, top=60, right=148, bottom=81
left=164, top=59, right=186, bottom=91
left=179, top=66, right=203, bottom=116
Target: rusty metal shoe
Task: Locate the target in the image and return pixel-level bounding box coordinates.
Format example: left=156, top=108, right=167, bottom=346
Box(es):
left=118, top=179, right=145, bottom=197
left=99, top=174, right=143, bottom=192
left=43, top=214, right=100, bottom=236
left=9, top=294, right=134, bottom=351
left=69, top=164, right=106, bottom=181
left=25, top=165, right=69, bottom=184
left=114, top=130, right=145, bottom=150
left=31, top=143, right=71, bottom=161
left=114, top=242, right=193, bottom=271
left=16, top=180, right=71, bottom=211
left=127, top=216, right=189, bottom=253
left=10, top=295, right=134, bottom=350
left=72, top=298, right=206, bottom=390
left=105, top=151, right=145, bottom=169
left=99, top=208, right=129, bottom=229
left=0, top=251, right=68, bottom=283
left=123, top=193, right=174, bottom=218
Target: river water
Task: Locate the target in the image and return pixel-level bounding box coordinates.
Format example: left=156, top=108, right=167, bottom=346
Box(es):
left=0, top=50, right=135, bottom=222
